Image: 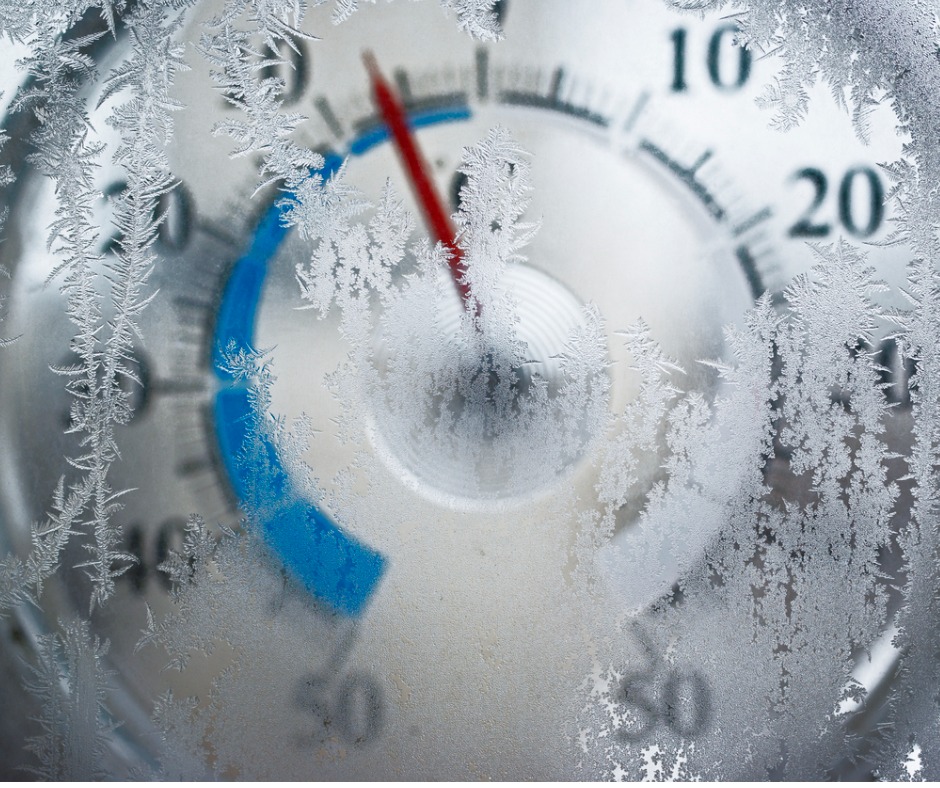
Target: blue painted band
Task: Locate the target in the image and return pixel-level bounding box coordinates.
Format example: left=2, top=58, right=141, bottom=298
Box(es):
left=349, top=106, right=472, bottom=156
left=211, top=106, right=471, bottom=616
left=213, top=388, right=384, bottom=617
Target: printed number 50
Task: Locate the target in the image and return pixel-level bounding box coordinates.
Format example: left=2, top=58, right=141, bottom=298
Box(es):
left=617, top=669, right=711, bottom=741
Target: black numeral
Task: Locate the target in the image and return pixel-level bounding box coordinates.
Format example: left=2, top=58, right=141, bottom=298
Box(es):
left=616, top=670, right=660, bottom=742
left=334, top=673, right=384, bottom=745
left=58, top=346, right=151, bottom=429
left=617, top=668, right=712, bottom=741
left=295, top=628, right=384, bottom=748
left=788, top=166, right=884, bottom=239
left=260, top=38, right=309, bottom=107
left=876, top=338, right=915, bottom=408
left=788, top=167, right=830, bottom=237
left=124, top=518, right=187, bottom=594
left=220, top=39, right=309, bottom=111
left=493, top=0, right=508, bottom=27
left=154, top=182, right=193, bottom=252
left=671, top=24, right=751, bottom=93
left=670, top=28, right=688, bottom=92
left=101, top=180, right=193, bottom=255
left=296, top=670, right=384, bottom=747
left=839, top=166, right=884, bottom=238
left=662, top=671, right=711, bottom=738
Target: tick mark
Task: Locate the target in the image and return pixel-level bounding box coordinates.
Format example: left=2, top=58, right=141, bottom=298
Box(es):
left=393, top=68, right=413, bottom=103
left=639, top=140, right=724, bottom=222
left=475, top=47, right=489, bottom=100
left=499, top=73, right=608, bottom=128
left=153, top=377, right=207, bottom=396
left=198, top=220, right=240, bottom=249
left=174, top=294, right=212, bottom=312
left=176, top=455, right=214, bottom=478
left=735, top=244, right=765, bottom=301
left=314, top=96, right=344, bottom=140
left=548, top=67, right=564, bottom=102
left=689, top=150, right=713, bottom=174
left=622, top=91, right=650, bottom=134
left=733, top=206, right=773, bottom=237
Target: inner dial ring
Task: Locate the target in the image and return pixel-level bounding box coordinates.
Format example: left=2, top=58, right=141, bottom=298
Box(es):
left=249, top=84, right=759, bottom=509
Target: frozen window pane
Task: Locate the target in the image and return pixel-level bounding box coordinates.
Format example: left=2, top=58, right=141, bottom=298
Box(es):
left=0, top=0, right=938, bottom=780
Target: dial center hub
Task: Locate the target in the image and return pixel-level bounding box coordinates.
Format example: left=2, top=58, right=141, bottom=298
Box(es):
left=368, top=263, right=606, bottom=505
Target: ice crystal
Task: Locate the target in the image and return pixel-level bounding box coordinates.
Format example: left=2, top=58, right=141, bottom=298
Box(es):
left=202, top=0, right=500, bottom=198
left=329, top=0, right=502, bottom=39
left=293, top=128, right=608, bottom=499
left=576, top=242, right=914, bottom=779
left=666, top=0, right=920, bottom=139
left=137, top=354, right=336, bottom=778
left=0, top=101, right=11, bottom=235
left=437, top=0, right=503, bottom=40
left=22, top=618, right=114, bottom=780
left=199, top=20, right=321, bottom=196
left=0, top=479, right=78, bottom=611
left=216, top=340, right=322, bottom=510
left=0, top=0, right=191, bottom=614
left=0, top=0, right=192, bottom=777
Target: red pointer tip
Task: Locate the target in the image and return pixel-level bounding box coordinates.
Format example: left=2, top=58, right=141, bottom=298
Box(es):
left=362, top=50, right=473, bottom=310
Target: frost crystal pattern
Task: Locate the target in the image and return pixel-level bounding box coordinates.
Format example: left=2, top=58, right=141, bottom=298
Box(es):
left=0, top=0, right=939, bottom=781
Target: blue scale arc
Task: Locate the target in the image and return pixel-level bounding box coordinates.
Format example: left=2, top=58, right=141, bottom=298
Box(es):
left=212, top=105, right=472, bottom=617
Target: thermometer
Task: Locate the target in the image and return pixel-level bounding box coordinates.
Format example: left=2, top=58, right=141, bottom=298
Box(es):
left=0, top=0, right=922, bottom=778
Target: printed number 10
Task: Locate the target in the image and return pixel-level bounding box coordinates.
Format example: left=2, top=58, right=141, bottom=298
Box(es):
left=671, top=24, right=752, bottom=92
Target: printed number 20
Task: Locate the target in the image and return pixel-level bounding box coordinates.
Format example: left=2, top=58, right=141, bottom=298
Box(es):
left=788, top=166, right=885, bottom=239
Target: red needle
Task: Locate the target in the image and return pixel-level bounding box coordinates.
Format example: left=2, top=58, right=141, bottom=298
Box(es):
left=362, top=50, right=473, bottom=309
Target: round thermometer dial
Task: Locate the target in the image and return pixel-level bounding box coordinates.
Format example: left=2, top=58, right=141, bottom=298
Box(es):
left=0, top=0, right=921, bottom=780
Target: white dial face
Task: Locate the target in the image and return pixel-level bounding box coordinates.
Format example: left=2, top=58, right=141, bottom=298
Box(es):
left=0, top=0, right=927, bottom=780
